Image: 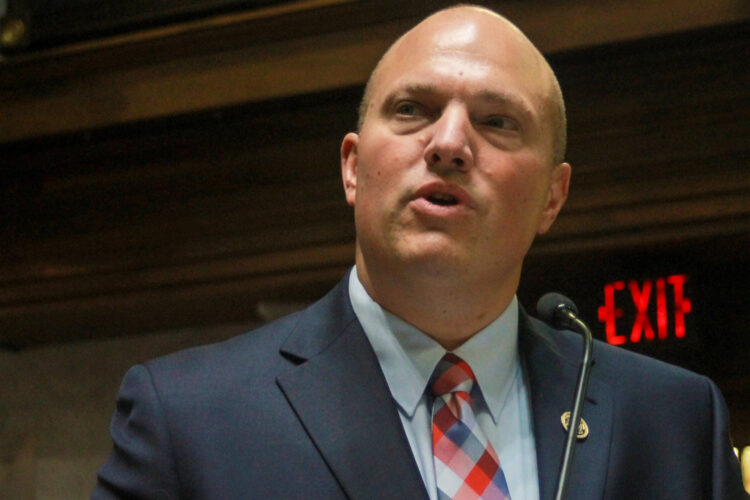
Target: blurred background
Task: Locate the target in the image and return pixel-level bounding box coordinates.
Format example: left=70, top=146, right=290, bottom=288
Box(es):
left=1, top=0, right=749, bottom=497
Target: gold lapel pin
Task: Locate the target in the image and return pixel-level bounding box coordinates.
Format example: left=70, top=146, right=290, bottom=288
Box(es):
left=560, top=411, right=589, bottom=440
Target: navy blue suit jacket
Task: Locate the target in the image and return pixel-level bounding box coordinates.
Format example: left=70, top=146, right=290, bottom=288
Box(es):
left=94, top=277, right=748, bottom=499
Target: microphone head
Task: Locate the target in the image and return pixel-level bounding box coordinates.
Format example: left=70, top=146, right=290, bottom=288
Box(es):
left=536, top=292, right=579, bottom=328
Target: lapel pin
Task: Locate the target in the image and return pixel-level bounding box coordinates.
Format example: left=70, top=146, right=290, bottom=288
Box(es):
left=560, top=411, right=589, bottom=440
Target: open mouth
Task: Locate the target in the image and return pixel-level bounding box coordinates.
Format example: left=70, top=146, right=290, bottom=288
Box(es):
left=426, top=193, right=458, bottom=206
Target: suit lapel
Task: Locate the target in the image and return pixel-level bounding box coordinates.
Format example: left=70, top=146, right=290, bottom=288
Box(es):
left=520, top=310, right=614, bottom=500
left=275, top=279, right=614, bottom=500
left=276, top=279, right=429, bottom=500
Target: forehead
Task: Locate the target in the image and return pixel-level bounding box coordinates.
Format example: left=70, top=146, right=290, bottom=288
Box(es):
left=370, top=11, right=551, bottom=112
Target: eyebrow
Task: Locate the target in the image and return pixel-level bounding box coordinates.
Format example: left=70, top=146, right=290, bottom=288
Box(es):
left=380, top=83, right=439, bottom=113
left=475, top=89, right=535, bottom=120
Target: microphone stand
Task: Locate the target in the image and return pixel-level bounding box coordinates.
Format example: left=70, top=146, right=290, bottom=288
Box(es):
left=554, top=307, right=594, bottom=500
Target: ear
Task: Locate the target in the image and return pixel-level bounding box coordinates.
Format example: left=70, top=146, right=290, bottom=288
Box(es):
left=537, top=162, right=571, bottom=235
left=340, top=132, right=359, bottom=207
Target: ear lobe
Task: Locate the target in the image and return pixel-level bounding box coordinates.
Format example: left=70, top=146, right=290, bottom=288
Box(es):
left=537, top=162, right=571, bottom=235
left=340, top=132, right=359, bottom=207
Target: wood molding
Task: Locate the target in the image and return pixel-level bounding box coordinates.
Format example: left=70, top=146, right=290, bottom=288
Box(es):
left=1, top=0, right=749, bottom=144
left=0, top=14, right=748, bottom=349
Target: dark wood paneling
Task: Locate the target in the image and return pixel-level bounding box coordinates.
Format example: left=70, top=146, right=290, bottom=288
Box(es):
left=2, top=0, right=749, bottom=144
left=1, top=22, right=749, bottom=349
left=544, top=23, right=750, bottom=250
left=1, top=89, right=361, bottom=348
left=2, top=0, right=301, bottom=51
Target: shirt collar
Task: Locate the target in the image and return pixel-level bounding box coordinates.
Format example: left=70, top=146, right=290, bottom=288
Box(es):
left=348, top=267, right=519, bottom=423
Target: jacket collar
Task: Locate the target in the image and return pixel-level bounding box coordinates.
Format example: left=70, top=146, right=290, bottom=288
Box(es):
left=277, top=278, right=430, bottom=500
left=277, top=279, right=613, bottom=500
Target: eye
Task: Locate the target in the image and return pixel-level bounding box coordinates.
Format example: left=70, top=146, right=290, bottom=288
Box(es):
left=395, top=102, right=421, bottom=117
left=387, top=99, right=432, bottom=133
left=484, top=116, right=520, bottom=131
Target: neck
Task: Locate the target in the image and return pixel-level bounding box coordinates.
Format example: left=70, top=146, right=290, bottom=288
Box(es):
left=355, top=253, right=519, bottom=350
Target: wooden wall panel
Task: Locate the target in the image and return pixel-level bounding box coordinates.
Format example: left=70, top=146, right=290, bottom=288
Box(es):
left=2, top=0, right=749, bottom=144
left=545, top=25, right=750, bottom=251
left=1, top=20, right=749, bottom=349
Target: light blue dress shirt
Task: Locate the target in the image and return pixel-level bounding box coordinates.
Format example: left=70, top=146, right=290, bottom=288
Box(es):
left=348, top=268, right=539, bottom=500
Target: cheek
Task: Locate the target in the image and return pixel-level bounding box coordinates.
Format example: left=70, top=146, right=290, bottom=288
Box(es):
left=482, top=156, right=549, bottom=214
left=359, top=149, right=413, bottom=190
left=355, top=159, right=398, bottom=210
left=355, top=129, right=428, bottom=207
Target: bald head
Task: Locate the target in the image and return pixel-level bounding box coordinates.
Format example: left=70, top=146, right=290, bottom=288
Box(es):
left=357, top=5, right=567, bottom=164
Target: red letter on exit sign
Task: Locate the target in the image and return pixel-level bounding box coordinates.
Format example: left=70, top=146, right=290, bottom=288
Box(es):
left=597, top=275, right=691, bottom=345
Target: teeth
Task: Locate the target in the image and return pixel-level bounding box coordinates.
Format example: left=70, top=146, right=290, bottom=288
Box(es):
left=427, top=193, right=457, bottom=206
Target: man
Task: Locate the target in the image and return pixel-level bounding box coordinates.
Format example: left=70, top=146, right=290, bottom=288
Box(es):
left=94, top=5, right=748, bottom=499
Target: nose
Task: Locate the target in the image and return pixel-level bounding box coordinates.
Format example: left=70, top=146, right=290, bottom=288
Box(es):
left=423, top=105, right=474, bottom=172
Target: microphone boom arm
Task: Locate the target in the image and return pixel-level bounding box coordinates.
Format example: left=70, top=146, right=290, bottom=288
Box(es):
left=554, top=306, right=594, bottom=500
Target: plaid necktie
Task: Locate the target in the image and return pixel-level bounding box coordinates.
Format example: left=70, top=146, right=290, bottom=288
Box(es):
left=430, top=353, right=511, bottom=500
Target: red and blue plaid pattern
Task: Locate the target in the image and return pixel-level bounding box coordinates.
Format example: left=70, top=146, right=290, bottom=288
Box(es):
left=430, top=353, right=511, bottom=500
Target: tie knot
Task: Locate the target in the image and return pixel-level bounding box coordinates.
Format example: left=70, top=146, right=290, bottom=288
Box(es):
left=429, top=352, right=476, bottom=397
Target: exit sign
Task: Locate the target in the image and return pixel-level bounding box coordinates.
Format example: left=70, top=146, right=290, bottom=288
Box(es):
left=597, top=275, right=691, bottom=346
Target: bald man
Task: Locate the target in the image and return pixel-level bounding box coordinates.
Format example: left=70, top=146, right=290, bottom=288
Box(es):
left=94, top=5, right=748, bottom=499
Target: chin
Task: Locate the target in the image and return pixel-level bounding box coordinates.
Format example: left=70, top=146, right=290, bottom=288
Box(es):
left=393, top=236, right=469, bottom=271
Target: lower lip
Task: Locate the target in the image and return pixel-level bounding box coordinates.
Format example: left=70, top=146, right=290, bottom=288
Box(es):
left=409, top=197, right=470, bottom=218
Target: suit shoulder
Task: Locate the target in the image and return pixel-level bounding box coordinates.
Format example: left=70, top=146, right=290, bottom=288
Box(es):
left=591, top=335, right=707, bottom=386
left=139, top=309, right=305, bottom=389
left=132, top=276, right=354, bottom=396
left=526, top=313, right=710, bottom=390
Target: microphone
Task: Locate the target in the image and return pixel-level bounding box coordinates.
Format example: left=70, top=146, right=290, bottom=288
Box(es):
left=536, top=292, right=579, bottom=330
left=536, top=293, right=594, bottom=500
